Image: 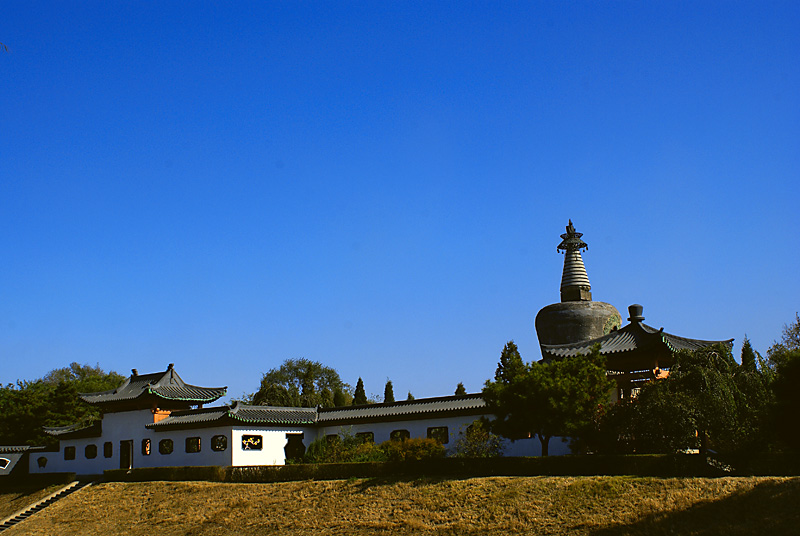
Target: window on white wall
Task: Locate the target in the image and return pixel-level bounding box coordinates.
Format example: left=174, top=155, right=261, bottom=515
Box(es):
left=185, top=437, right=201, bottom=453
left=64, top=446, right=76, bottom=460
left=355, top=432, right=374, bottom=444
left=142, top=439, right=151, bottom=456
left=104, top=442, right=113, bottom=458
left=427, top=427, right=449, bottom=444
left=211, top=435, right=228, bottom=451
left=85, top=444, right=97, bottom=459
left=390, top=430, right=410, bottom=441
left=241, top=435, right=263, bottom=450
left=159, top=439, right=174, bottom=455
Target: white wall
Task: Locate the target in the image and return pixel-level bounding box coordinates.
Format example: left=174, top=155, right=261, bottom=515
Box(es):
left=230, top=427, right=310, bottom=466
left=316, top=415, right=573, bottom=457
left=29, top=410, right=234, bottom=475
left=315, top=414, right=486, bottom=452
left=29, top=410, right=574, bottom=474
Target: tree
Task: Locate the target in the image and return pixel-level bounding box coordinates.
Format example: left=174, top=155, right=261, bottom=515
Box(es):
left=740, top=336, right=758, bottom=372
left=593, top=343, right=772, bottom=456
left=772, top=349, right=800, bottom=450
left=494, top=341, right=525, bottom=384
left=353, top=377, right=368, bottom=405
left=0, top=363, right=124, bottom=448
left=251, top=358, right=350, bottom=408
left=455, top=382, right=467, bottom=396
left=769, top=313, right=800, bottom=450
left=768, top=313, right=800, bottom=370
left=453, top=418, right=504, bottom=458
left=483, top=343, right=613, bottom=456
left=406, top=391, right=415, bottom=401
left=384, top=379, right=395, bottom=403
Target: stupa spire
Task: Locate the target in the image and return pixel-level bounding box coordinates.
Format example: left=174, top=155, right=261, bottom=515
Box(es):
left=557, top=220, right=592, bottom=302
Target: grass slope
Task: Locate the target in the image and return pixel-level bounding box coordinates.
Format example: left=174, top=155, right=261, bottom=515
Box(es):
left=5, top=476, right=799, bottom=535
left=0, top=484, right=66, bottom=520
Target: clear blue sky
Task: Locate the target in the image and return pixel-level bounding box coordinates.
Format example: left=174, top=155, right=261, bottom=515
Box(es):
left=2, top=2, right=798, bottom=402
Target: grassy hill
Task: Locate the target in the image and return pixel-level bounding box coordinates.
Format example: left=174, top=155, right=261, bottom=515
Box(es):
left=3, top=476, right=799, bottom=535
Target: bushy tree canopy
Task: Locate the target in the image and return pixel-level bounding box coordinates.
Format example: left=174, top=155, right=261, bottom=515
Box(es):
left=483, top=342, right=613, bottom=456
left=593, top=343, right=772, bottom=456
left=0, top=363, right=125, bottom=448
left=251, top=358, right=351, bottom=408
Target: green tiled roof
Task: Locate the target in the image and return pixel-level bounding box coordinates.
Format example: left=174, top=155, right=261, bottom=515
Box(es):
left=318, top=394, right=486, bottom=423
left=146, top=402, right=318, bottom=430
left=541, top=316, right=733, bottom=359
left=43, top=420, right=102, bottom=438
left=79, top=365, right=226, bottom=407
left=146, top=394, right=488, bottom=430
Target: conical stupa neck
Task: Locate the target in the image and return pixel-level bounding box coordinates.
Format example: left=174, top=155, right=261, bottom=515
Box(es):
left=556, top=220, right=592, bottom=302
left=560, top=249, right=592, bottom=301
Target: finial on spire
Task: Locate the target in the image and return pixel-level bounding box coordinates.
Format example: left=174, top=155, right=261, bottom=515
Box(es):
left=557, top=219, right=588, bottom=254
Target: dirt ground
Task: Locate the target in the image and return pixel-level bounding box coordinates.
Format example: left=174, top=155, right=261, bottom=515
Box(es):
left=4, top=476, right=799, bottom=535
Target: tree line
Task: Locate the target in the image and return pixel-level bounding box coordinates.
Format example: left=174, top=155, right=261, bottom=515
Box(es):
left=482, top=314, right=800, bottom=457
left=1, top=314, right=797, bottom=457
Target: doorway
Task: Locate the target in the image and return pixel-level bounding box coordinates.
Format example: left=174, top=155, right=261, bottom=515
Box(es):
left=284, top=433, right=305, bottom=462
left=120, top=440, right=133, bottom=469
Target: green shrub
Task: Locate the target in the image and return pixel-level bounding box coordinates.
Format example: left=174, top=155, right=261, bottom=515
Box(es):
left=304, top=430, right=387, bottom=463
left=452, top=419, right=504, bottom=458
left=380, top=437, right=446, bottom=462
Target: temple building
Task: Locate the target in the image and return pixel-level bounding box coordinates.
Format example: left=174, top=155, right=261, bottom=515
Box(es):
left=3, top=220, right=733, bottom=477
left=536, top=221, right=733, bottom=400
left=26, top=366, right=552, bottom=476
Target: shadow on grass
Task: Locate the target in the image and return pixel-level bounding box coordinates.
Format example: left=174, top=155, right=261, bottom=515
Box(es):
left=353, top=474, right=475, bottom=492
left=590, top=478, right=800, bottom=536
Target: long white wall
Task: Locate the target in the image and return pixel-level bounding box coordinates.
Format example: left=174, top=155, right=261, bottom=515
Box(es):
left=29, top=410, right=574, bottom=474
left=29, top=410, right=234, bottom=475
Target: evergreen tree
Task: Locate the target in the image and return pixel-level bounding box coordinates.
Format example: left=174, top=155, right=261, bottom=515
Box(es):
left=740, top=335, right=758, bottom=372
left=494, top=341, right=525, bottom=384
left=406, top=391, right=415, bottom=401
left=384, top=379, right=395, bottom=403
left=333, top=389, right=349, bottom=407
left=353, top=377, right=368, bottom=405
left=455, top=382, right=467, bottom=396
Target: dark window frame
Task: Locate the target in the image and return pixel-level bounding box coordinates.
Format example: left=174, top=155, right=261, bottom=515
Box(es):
left=159, top=438, right=174, bottom=455
left=64, top=446, right=76, bottom=460
left=390, top=429, right=410, bottom=441
left=84, top=444, right=97, bottom=459
left=355, top=431, right=375, bottom=444
left=211, top=435, right=228, bottom=452
left=141, top=438, right=151, bottom=456
left=185, top=437, right=201, bottom=454
left=427, top=426, right=449, bottom=444
left=103, top=442, right=113, bottom=458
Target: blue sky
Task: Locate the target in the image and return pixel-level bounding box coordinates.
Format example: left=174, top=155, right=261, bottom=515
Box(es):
left=2, top=2, right=798, bottom=402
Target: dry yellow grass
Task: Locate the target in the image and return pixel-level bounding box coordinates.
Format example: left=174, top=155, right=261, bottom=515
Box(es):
left=4, top=476, right=799, bottom=535
left=0, top=483, right=65, bottom=520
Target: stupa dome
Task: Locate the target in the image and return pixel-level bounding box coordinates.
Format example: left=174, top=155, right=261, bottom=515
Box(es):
left=535, top=220, right=621, bottom=356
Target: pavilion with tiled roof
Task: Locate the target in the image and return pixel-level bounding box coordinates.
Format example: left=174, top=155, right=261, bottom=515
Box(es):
left=542, top=304, right=733, bottom=398
left=79, top=363, right=227, bottom=412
